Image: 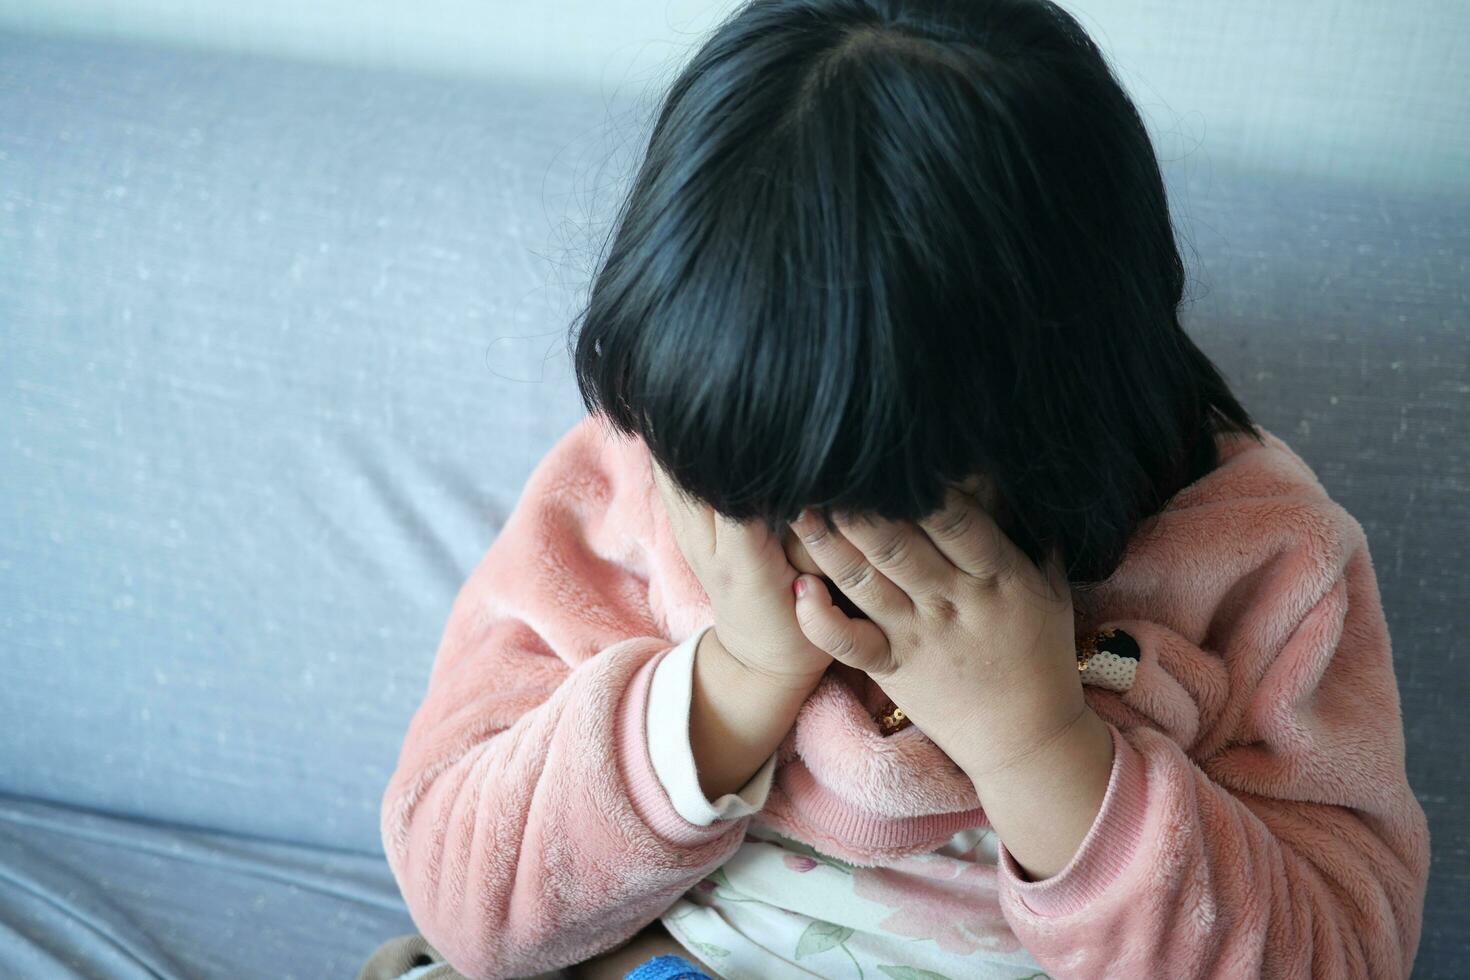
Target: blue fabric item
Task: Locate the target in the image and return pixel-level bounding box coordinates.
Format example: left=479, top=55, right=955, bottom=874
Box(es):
left=622, top=953, right=713, bottom=980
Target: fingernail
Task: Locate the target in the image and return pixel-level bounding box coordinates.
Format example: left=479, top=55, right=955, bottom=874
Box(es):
left=793, top=577, right=807, bottom=598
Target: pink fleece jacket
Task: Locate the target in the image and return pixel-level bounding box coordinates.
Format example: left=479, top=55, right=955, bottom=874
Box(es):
left=380, top=413, right=1431, bottom=979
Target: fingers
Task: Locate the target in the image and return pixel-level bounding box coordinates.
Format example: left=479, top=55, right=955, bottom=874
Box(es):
left=917, top=486, right=1018, bottom=583
left=824, top=511, right=955, bottom=601
left=712, top=506, right=782, bottom=572
left=651, top=459, right=713, bottom=551
left=652, top=460, right=779, bottom=574
left=789, top=509, right=912, bottom=621
left=791, top=575, right=893, bottom=676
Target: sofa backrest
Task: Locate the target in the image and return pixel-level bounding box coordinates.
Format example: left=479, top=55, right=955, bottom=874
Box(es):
left=1, top=0, right=1466, bottom=196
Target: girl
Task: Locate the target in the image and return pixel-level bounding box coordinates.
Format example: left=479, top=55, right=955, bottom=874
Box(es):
left=367, top=0, right=1431, bottom=977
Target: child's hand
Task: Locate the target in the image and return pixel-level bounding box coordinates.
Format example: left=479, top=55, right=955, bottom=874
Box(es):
left=652, top=461, right=834, bottom=691
left=786, top=484, right=1086, bottom=782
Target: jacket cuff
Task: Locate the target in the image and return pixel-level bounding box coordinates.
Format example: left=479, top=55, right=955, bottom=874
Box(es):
left=646, top=624, right=776, bottom=824
left=614, top=628, right=765, bottom=846
left=996, top=723, right=1151, bottom=917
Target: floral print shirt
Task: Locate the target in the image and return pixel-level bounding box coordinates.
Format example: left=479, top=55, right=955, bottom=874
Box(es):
left=658, top=824, right=1052, bottom=980
left=646, top=628, right=1053, bottom=980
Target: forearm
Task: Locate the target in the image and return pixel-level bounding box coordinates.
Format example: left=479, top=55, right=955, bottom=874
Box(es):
left=959, top=705, right=1115, bottom=881
left=385, top=637, right=747, bottom=978
left=988, top=723, right=1428, bottom=978
left=689, top=629, right=816, bottom=800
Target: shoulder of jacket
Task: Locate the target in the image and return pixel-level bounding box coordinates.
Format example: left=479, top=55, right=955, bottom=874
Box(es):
left=529, top=413, right=652, bottom=502
left=1182, top=425, right=1351, bottom=512
left=1151, top=424, right=1369, bottom=585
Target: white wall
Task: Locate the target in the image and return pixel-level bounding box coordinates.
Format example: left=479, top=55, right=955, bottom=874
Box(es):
left=2, top=0, right=1465, bottom=196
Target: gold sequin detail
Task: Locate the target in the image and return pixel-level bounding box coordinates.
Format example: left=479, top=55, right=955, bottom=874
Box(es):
left=872, top=627, right=1118, bottom=730
left=1076, top=626, right=1117, bottom=672
left=875, top=699, right=912, bottom=734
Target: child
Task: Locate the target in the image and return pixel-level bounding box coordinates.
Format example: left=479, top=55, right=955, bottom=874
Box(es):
left=373, top=0, right=1431, bottom=976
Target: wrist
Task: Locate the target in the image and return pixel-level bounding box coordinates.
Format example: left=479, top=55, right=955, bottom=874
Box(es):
left=907, top=669, right=1089, bottom=786
left=688, top=628, right=814, bottom=802
left=701, top=628, right=826, bottom=698
left=962, top=704, right=1108, bottom=795
left=964, top=707, right=1116, bottom=882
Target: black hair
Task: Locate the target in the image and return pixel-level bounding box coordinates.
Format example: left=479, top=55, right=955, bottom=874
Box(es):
left=568, top=0, right=1262, bottom=589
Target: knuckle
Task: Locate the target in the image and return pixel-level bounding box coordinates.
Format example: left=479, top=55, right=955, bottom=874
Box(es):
left=836, top=558, right=874, bottom=593
left=796, top=519, right=831, bottom=549
left=826, top=628, right=858, bottom=661
left=930, top=505, right=974, bottom=540
left=868, top=532, right=907, bottom=568
left=925, top=594, right=960, bottom=623
left=977, top=545, right=1016, bottom=585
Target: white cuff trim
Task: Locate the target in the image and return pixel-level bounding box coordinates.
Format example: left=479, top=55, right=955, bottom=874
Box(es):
left=646, top=625, right=777, bottom=826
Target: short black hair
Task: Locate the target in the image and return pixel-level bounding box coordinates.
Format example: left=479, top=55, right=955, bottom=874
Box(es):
left=569, top=0, right=1261, bottom=588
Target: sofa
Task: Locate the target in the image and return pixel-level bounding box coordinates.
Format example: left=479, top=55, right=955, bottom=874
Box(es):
left=1, top=10, right=1465, bottom=979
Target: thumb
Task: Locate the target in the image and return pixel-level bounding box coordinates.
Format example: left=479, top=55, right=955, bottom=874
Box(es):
left=792, top=575, right=891, bottom=675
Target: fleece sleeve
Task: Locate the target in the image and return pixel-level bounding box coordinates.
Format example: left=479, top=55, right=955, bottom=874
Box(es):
left=645, top=623, right=777, bottom=825
left=992, top=542, right=1432, bottom=978
left=379, top=416, right=762, bottom=980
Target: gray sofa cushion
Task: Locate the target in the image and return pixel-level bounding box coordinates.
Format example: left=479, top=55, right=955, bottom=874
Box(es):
left=0, top=29, right=610, bottom=851
left=0, top=794, right=417, bottom=979
left=1, top=29, right=1465, bottom=977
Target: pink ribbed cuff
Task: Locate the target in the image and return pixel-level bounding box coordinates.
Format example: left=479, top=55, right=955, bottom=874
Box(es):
left=614, top=645, right=747, bottom=847
left=997, top=723, right=1151, bottom=917
left=776, top=761, right=988, bottom=854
